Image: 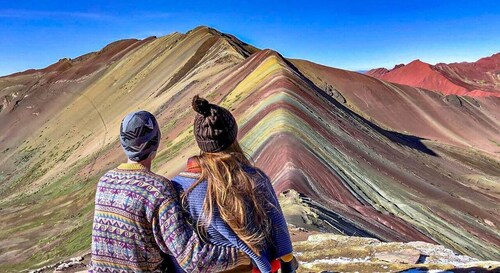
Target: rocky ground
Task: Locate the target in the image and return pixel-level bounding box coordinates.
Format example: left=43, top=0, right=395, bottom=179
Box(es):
left=28, top=232, right=499, bottom=273
left=282, top=190, right=500, bottom=273
left=28, top=253, right=90, bottom=273
left=28, top=190, right=499, bottom=273
left=293, top=232, right=499, bottom=272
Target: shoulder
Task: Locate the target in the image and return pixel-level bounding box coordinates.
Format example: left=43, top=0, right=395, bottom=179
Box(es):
left=176, top=171, right=201, bottom=180
left=145, top=170, right=170, bottom=184
left=120, top=170, right=178, bottom=201
left=247, top=167, right=277, bottom=198
left=99, top=168, right=122, bottom=180
left=254, top=168, right=270, bottom=180
left=96, top=168, right=128, bottom=187
left=243, top=166, right=270, bottom=183
left=172, top=172, right=206, bottom=192
left=145, top=171, right=178, bottom=196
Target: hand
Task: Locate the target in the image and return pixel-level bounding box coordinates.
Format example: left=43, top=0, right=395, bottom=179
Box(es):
left=280, top=256, right=298, bottom=273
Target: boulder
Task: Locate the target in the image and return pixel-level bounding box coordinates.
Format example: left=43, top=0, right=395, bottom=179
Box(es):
left=374, top=248, right=421, bottom=264
left=443, top=94, right=462, bottom=107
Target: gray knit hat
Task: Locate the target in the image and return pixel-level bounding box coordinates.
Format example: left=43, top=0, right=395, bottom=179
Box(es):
left=192, top=95, right=237, bottom=153
left=120, top=110, right=161, bottom=161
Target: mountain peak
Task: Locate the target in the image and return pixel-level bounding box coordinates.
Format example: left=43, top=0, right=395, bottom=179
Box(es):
left=406, top=59, right=430, bottom=68
left=367, top=54, right=500, bottom=97
left=186, top=25, right=222, bottom=36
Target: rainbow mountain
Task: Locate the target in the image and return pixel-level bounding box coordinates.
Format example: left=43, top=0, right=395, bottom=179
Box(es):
left=0, top=26, right=498, bottom=271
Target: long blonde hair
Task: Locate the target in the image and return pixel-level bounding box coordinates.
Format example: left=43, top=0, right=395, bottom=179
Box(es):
left=183, top=142, right=271, bottom=254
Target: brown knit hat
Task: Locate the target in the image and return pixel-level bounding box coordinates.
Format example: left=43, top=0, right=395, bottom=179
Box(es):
left=192, top=95, right=238, bottom=153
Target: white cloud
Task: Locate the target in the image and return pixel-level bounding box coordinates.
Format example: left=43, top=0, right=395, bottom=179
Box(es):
left=0, top=9, right=113, bottom=20
left=0, top=9, right=173, bottom=21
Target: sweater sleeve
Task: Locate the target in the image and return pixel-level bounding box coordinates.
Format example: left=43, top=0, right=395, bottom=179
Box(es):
left=210, top=215, right=274, bottom=273
left=257, top=170, right=294, bottom=258
left=151, top=183, right=242, bottom=273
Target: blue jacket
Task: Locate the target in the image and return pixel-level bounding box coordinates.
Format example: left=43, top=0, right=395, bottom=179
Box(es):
left=171, top=165, right=293, bottom=273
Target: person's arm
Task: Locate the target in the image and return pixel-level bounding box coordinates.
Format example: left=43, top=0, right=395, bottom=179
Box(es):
left=210, top=215, right=273, bottom=273
left=152, top=181, right=244, bottom=273
left=280, top=255, right=299, bottom=273
left=257, top=170, right=298, bottom=273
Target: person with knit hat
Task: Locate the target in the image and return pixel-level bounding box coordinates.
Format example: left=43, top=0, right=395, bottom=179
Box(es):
left=171, top=96, right=297, bottom=273
left=90, top=110, right=250, bottom=273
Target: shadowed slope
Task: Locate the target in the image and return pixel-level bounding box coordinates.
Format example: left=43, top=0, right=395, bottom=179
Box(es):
left=294, top=59, right=500, bottom=155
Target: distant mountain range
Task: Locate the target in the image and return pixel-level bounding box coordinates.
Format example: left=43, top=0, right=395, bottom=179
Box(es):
left=0, top=26, right=498, bottom=271
left=366, top=54, right=500, bottom=97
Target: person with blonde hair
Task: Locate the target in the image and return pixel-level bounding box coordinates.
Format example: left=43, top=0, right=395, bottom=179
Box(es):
left=171, top=96, right=296, bottom=273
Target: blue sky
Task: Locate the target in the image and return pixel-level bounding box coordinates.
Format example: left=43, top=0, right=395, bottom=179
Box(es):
left=0, top=1, right=499, bottom=76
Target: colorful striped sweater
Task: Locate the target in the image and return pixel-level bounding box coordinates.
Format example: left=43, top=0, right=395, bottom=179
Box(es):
left=90, top=163, right=248, bottom=273
left=170, top=160, right=294, bottom=273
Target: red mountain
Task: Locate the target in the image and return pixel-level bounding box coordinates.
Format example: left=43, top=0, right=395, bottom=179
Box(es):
left=366, top=53, right=500, bottom=97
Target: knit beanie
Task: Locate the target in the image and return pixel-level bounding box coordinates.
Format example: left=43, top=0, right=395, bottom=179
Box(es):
left=192, top=95, right=238, bottom=153
left=120, top=110, right=161, bottom=161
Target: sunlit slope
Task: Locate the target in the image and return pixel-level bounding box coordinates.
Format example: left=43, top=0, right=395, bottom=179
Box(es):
left=0, top=26, right=256, bottom=271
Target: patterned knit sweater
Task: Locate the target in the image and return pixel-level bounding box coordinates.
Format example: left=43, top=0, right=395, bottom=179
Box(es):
left=90, top=163, right=248, bottom=273
left=171, top=160, right=293, bottom=273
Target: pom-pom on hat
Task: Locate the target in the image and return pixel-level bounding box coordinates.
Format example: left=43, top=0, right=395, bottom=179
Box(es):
left=120, top=110, right=161, bottom=161
left=192, top=95, right=237, bottom=153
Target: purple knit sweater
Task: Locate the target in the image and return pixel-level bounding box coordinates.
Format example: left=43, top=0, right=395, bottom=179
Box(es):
left=90, top=163, right=248, bottom=273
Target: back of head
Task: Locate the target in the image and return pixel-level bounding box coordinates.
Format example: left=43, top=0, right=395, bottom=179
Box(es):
left=188, top=95, right=270, bottom=254
left=120, top=110, right=161, bottom=162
